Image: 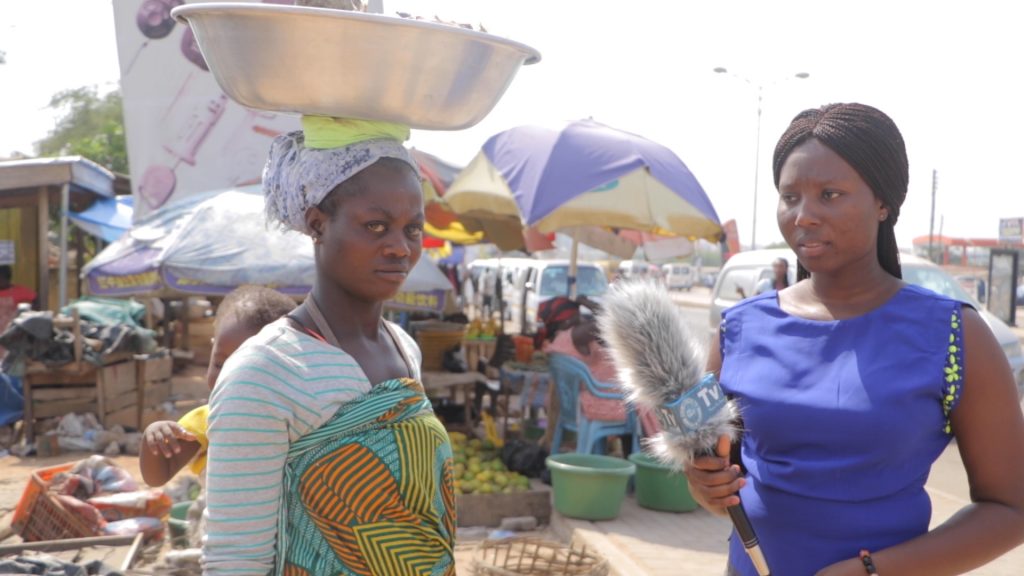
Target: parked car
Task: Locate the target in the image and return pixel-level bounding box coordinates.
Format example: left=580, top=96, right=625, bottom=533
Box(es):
left=662, top=263, right=697, bottom=291
left=710, top=249, right=1024, bottom=399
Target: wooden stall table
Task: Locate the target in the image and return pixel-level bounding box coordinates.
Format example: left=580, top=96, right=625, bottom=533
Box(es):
left=420, top=370, right=488, bottom=431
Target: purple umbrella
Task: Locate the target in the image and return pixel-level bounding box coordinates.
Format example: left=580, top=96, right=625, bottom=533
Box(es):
left=445, top=119, right=722, bottom=294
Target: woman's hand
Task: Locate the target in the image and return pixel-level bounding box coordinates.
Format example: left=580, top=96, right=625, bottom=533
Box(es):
left=683, top=434, right=745, bottom=516
left=143, top=420, right=197, bottom=459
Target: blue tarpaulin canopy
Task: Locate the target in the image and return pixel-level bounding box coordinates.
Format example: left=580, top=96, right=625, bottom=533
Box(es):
left=69, top=196, right=133, bottom=242
left=81, top=186, right=454, bottom=311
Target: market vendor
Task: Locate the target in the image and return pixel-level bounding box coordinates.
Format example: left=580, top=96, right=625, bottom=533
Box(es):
left=537, top=296, right=641, bottom=454
left=0, top=265, right=37, bottom=310
left=202, top=117, right=455, bottom=575
left=536, top=297, right=616, bottom=382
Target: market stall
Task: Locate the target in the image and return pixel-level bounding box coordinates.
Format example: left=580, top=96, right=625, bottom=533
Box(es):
left=0, top=156, right=128, bottom=319
left=82, top=185, right=454, bottom=299
left=81, top=185, right=456, bottom=361
left=0, top=298, right=167, bottom=445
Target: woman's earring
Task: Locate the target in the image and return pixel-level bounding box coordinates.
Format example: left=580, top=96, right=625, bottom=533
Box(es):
left=879, top=210, right=888, bottom=222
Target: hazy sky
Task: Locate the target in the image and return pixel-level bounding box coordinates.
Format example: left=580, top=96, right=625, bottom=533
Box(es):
left=2, top=0, right=1023, bottom=250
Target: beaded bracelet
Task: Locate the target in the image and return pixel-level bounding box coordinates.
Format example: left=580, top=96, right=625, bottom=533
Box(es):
left=859, top=549, right=879, bottom=576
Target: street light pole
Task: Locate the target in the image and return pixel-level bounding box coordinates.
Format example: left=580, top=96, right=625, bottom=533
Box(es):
left=714, top=68, right=809, bottom=250
left=751, top=86, right=763, bottom=251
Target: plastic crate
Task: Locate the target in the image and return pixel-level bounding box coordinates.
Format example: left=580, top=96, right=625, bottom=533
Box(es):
left=11, top=462, right=97, bottom=542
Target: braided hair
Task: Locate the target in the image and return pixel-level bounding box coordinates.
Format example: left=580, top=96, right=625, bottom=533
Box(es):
left=772, top=103, right=909, bottom=281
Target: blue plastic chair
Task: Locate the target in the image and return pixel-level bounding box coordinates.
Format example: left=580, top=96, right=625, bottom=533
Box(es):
left=547, top=353, right=640, bottom=455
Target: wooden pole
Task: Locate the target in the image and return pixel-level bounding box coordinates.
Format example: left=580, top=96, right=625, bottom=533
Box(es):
left=36, top=187, right=49, bottom=311
left=0, top=535, right=136, bottom=555
left=75, top=226, right=84, bottom=298
left=928, top=170, right=937, bottom=263
left=58, top=183, right=69, bottom=308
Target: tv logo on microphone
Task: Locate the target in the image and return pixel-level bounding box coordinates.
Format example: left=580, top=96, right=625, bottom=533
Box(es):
left=659, top=373, right=728, bottom=433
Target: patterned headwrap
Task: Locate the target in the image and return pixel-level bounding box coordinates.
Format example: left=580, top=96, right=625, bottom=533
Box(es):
left=534, top=296, right=581, bottom=348
left=262, top=116, right=420, bottom=234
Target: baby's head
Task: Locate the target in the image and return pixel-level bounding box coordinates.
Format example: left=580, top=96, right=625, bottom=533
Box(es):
left=207, top=285, right=297, bottom=390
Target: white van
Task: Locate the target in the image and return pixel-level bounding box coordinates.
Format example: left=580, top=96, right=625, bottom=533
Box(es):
left=709, top=248, right=1024, bottom=398
left=468, top=258, right=609, bottom=334
left=515, top=260, right=609, bottom=334
left=709, top=249, right=797, bottom=332
left=617, top=260, right=656, bottom=281
left=662, top=263, right=697, bottom=291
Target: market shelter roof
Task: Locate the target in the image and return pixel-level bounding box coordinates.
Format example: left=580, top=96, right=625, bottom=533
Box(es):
left=0, top=156, right=127, bottom=210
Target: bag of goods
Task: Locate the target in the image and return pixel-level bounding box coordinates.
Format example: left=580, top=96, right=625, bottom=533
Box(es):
left=102, top=516, right=165, bottom=541
left=52, top=473, right=96, bottom=501
left=54, top=494, right=107, bottom=534
left=52, top=455, right=139, bottom=500
left=94, top=462, right=138, bottom=494
left=88, top=489, right=172, bottom=522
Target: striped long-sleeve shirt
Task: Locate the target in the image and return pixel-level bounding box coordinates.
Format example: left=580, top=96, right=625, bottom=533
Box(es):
left=201, top=318, right=421, bottom=575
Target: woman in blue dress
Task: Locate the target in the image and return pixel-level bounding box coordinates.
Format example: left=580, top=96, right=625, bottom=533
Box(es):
left=685, top=103, right=1024, bottom=575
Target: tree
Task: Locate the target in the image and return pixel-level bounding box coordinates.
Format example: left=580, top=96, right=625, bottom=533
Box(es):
left=35, top=86, right=128, bottom=174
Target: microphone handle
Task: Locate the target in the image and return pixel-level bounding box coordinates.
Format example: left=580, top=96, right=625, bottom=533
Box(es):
left=726, top=503, right=770, bottom=576
left=699, top=442, right=770, bottom=576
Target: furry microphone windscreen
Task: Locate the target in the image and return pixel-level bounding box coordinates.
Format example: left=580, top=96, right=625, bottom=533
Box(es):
left=597, top=280, right=739, bottom=469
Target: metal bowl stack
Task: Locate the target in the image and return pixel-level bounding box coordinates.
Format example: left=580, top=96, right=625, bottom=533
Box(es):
left=171, top=2, right=541, bottom=130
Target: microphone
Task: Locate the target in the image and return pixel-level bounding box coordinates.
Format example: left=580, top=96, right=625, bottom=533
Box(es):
left=597, top=280, right=771, bottom=576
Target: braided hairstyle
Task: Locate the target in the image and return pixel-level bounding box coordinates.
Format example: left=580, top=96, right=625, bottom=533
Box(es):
left=772, top=103, right=909, bottom=281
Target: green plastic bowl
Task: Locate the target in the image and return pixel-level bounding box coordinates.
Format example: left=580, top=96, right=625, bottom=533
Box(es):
left=546, top=453, right=635, bottom=521
left=168, top=501, right=194, bottom=546
left=628, top=453, right=698, bottom=512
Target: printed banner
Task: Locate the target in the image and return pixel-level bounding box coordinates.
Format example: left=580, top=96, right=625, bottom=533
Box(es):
left=388, top=289, right=448, bottom=313
left=112, top=0, right=301, bottom=222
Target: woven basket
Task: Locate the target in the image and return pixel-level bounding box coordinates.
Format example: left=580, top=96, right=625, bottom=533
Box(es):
left=415, top=327, right=466, bottom=371
left=470, top=538, right=609, bottom=576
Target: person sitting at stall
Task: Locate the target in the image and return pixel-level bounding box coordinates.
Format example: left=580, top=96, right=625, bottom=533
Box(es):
left=0, top=265, right=37, bottom=310
left=538, top=298, right=616, bottom=382
left=537, top=296, right=637, bottom=454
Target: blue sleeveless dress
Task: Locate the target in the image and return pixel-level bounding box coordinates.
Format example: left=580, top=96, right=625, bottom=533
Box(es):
left=719, top=285, right=965, bottom=575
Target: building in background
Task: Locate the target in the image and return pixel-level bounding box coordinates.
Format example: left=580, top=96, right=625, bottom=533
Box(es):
left=912, top=235, right=1024, bottom=268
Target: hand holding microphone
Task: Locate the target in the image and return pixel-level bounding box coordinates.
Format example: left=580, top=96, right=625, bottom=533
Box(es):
left=685, top=434, right=747, bottom=517
left=597, top=280, right=770, bottom=576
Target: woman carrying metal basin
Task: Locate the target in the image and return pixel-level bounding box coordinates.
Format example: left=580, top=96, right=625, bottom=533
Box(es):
left=170, top=2, right=540, bottom=574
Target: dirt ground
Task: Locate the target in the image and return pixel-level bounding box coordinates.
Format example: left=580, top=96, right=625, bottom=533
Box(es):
left=0, top=450, right=556, bottom=573
left=1, top=364, right=560, bottom=571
